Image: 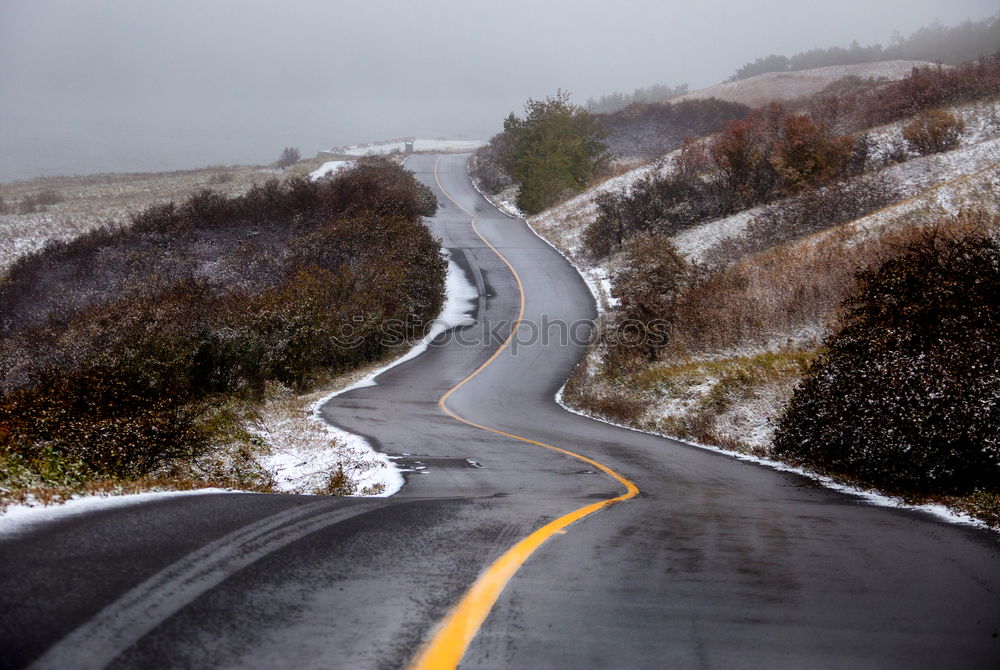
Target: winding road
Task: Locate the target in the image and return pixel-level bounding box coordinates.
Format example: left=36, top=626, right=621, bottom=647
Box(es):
left=1, top=153, right=999, bottom=669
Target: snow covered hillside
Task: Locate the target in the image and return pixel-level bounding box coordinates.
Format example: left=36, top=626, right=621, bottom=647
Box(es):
left=532, top=98, right=1000, bottom=268
left=527, top=96, right=1000, bottom=458
left=671, top=60, right=941, bottom=108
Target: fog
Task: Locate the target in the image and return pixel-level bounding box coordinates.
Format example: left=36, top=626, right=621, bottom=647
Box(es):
left=1, top=0, right=996, bottom=181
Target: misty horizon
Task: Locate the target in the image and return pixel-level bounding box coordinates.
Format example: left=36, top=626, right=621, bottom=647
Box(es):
left=1, top=0, right=997, bottom=182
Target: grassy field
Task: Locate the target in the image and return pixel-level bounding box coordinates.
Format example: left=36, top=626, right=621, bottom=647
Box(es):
left=0, top=154, right=341, bottom=273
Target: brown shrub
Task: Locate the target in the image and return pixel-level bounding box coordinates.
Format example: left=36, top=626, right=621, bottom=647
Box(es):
left=602, top=234, right=696, bottom=364
left=805, top=58, right=1000, bottom=134
left=902, top=108, right=966, bottom=155
left=768, top=114, right=854, bottom=192
left=774, top=214, right=1000, bottom=494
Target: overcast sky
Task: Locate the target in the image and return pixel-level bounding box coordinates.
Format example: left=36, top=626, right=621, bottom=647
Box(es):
left=1, top=0, right=996, bottom=180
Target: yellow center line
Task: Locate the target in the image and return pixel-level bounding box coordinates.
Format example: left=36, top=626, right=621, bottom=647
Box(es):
left=406, top=156, right=639, bottom=670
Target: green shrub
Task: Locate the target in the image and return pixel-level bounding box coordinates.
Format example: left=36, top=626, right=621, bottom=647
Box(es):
left=500, top=91, right=610, bottom=215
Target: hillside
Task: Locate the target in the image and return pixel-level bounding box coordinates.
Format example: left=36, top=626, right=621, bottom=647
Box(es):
left=671, top=60, right=940, bottom=108
left=516, top=64, right=1000, bottom=526
left=0, top=159, right=447, bottom=507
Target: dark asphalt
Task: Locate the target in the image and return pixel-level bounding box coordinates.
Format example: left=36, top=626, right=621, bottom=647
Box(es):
left=1, top=153, right=998, bottom=669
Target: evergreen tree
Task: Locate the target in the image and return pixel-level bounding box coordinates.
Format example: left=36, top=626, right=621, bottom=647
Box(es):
left=276, top=146, right=301, bottom=169
left=501, top=91, right=609, bottom=215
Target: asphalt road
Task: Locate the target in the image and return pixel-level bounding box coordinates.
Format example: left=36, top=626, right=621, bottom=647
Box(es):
left=1, top=153, right=998, bottom=669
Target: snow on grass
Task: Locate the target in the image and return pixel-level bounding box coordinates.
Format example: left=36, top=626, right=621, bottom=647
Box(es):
left=672, top=60, right=939, bottom=108
left=0, top=165, right=282, bottom=273
left=334, top=138, right=485, bottom=157
left=309, top=160, right=354, bottom=180
left=480, top=184, right=525, bottom=220
left=671, top=209, right=755, bottom=262
left=0, top=488, right=232, bottom=539
left=300, top=252, right=479, bottom=496
left=866, top=98, right=1000, bottom=164
left=249, top=394, right=396, bottom=496
left=837, top=141, right=1000, bottom=244
left=680, top=100, right=1000, bottom=263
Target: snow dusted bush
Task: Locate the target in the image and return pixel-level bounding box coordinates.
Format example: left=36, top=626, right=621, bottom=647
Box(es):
left=773, top=215, right=1000, bottom=494
left=601, top=233, right=696, bottom=365
left=0, top=159, right=445, bottom=483
left=902, top=108, right=966, bottom=155
left=598, top=97, right=749, bottom=160
left=582, top=142, right=724, bottom=258
left=469, top=132, right=515, bottom=195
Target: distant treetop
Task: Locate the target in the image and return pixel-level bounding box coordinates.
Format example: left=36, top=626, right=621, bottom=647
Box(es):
left=730, top=12, right=1000, bottom=81
left=585, top=83, right=689, bottom=114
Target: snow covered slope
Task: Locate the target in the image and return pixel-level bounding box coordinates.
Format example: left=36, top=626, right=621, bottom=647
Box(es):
left=528, top=95, right=1000, bottom=465
left=671, top=60, right=940, bottom=108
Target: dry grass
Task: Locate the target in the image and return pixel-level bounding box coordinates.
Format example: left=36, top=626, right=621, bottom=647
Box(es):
left=566, top=348, right=816, bottom=455
left=672, top=60, right=938, bottom=108
left=0, top=155, right=335, bottom=273
left=667, top=208, right=1000, bottom=361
